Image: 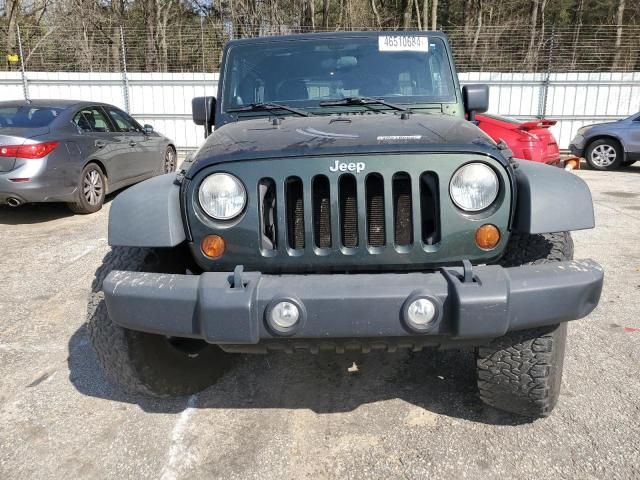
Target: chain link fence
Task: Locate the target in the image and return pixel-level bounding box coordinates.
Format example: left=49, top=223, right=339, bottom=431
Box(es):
left=2, top=23, right=640, bottom=73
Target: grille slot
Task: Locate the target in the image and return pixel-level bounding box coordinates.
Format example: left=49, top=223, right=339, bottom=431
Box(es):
left=258, top=178, right=277, bottom=250
left=312, top=175, right=332, bottom=248
left=420, top=173, right=440, bottom=245
left=339, top=174, right=359, bottom=248
left=393, top=173, right=413, bottom=246
left=285, top=177, right=305, bottom=250
left=366, top=174, right=385, bottom=247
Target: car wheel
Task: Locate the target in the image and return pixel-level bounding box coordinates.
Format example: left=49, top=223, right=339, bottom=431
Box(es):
left=164, top=146, right=177, bottom=173
left=585, top=138, right=624, bottom=170
left=476, top=232, right=573, bottom=417
left=87, top=246, right=234, bottom=397
left=68, top=163, right=106, bottom=214
left=476, top=323, right=567, bottom=418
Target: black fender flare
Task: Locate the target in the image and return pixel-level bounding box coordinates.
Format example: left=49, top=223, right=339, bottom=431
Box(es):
left=108, top=173, right=186, bottom=247
left=512, top=161, right=595, bottom=234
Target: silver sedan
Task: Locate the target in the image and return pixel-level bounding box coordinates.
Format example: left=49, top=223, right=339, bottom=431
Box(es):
left=0, top=99, right=176, bottom=213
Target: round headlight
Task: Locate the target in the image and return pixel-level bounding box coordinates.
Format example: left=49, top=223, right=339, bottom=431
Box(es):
left=449, top=163, right=499, bottom=212
left=198, top=173, right=246, bottom=220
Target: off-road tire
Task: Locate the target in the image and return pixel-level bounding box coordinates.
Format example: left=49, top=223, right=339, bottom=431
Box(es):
left=87, top=246, right=233, bottom=397
left=585, top=138, right=624, bottom=171
left=498, top=232, right=573, bottom=267
left=68, top=163, right=106, bottom=214
left=476, top=232, right=573, bottom=417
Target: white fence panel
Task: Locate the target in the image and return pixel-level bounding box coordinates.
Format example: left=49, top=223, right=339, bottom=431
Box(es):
left=1, top=71, right=639, bottom=151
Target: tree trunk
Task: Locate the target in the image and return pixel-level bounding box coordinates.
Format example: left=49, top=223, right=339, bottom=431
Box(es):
left=402, top=0, right=413, bottom=29
left=570, top=0, right=584, bottom=69
left=431, top=0, right=438, bottom=30
left=414, top=0, right=422, bottom=30
left=471, top=9, right=482, bottom=55
left=370, top=0, right=382, bottom=28
left=5, top=0, right=21, bottom=69
left=310, top=0, right=316, bottom=31
left=422, top=0, right=429, bottom=31
left=612, top=0, right=626, bottom=69
left=323, top=0, right=330, bottom=29
left=142, top=0, right=159, bottom=71
left=526, top=0, right=539, bottom=69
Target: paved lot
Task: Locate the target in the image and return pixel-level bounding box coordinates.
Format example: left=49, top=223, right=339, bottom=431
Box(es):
left=1, top=165, right=639, bottom=480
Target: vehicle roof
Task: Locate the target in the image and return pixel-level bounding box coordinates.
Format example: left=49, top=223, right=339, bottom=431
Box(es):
left=226, top=30, right=448, bottom=46
left=0, top=99, right=109, bottom=109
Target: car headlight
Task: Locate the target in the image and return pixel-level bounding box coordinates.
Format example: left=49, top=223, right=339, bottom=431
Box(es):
left=449, top=163, right=499, bottom=212
left=198, top=173, right=246, bottom=220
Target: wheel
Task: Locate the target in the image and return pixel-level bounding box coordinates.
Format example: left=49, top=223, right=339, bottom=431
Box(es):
left=585, top=138, right=624, bottom=170
left=476, top=323, right=567, bottom=418
left=476, top=232, right=573, bottom=417
left=87, top=246, right=233, bottom=397
left=163, top=146, right=177, bottom=173
left=68, top=163, right=106, bottom=214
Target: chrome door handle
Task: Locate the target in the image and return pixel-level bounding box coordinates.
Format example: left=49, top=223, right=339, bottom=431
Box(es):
left=129, top=141, right=137, bottom=147
left=95, top=141, right=106, bottom=148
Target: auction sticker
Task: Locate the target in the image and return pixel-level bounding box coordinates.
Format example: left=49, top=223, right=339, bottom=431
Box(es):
left=378, top=35, right=429, bottom=52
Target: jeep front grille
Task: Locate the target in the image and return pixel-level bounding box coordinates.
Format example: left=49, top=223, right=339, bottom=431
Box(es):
left=258, top=172, right=440, bottom=255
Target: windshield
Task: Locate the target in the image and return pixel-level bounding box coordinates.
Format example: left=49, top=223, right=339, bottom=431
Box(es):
left=0, top=106, right=64, bottom=128
left=221, top=35, right=457, bottom=113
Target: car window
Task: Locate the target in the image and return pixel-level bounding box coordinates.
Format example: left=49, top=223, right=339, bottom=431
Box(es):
left=106, top=108, right=142, bottom=133
left=0, top=106, right=64, bottom=128
left=73, top=108, right=113, bottom=132
left=222, top=36, right=457, bottom=111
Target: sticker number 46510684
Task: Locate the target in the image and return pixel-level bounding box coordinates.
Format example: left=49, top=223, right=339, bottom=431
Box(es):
left=378, top=35, right=429, bottom=52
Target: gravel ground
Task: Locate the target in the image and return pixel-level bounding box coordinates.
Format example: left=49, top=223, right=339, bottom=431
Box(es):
left=0, top=164, right=639, bottom=480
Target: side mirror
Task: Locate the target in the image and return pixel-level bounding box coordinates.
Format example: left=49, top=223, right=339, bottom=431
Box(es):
left=143, top=124, right=154, bottom=134
left=192, top=96, right=216, bottom=137
left=462, top=84, right=489, bottom=122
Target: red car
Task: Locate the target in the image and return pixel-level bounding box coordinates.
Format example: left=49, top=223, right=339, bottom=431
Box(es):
left=476, top=114, right=561, bottom=165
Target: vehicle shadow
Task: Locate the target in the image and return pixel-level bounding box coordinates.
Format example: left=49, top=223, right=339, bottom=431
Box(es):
left=0, top=193, right=117, bottom=225
left=67, top=324, right=533, bottom=426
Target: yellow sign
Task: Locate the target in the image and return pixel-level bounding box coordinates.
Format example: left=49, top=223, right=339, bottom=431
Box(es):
left=6, top=54, right=19, bottom=63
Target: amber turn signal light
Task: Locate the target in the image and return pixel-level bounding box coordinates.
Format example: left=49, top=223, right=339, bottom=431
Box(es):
left=475, top=224, right=500, bottom=250
left=201, top=234, right=226, bottom=258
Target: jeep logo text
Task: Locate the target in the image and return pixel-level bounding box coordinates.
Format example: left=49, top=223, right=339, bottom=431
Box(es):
left=329, top=160, right=366, bottom=173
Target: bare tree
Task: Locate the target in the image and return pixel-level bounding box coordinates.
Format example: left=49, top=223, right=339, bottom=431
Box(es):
left=402, top=0, right=413, bottom=29
left=525, top=0, right=539, bottom=68
left=612, top=0, right=626, bottom=69
left=4, top=0, right=21, bottom=65
left=422, top=0, right=429, bottom=30
left=431, top=0, right=438, bottom=29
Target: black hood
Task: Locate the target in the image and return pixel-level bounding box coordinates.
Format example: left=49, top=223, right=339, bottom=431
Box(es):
left=188, top=112, right=499, bottom=177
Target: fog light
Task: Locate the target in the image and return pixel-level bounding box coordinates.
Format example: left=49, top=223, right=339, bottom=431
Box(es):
left=406, top=298, right=437, bottom=329
left=269, top=301, right=300, bottom=330
left=475, top=224, right=500, bottom=250
left=201, top=234, right=225, bottom=258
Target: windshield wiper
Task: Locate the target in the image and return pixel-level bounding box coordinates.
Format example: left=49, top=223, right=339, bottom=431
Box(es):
left=318, top=96, right=410, bottom=113
left=227, top=102, right=311, bottom=117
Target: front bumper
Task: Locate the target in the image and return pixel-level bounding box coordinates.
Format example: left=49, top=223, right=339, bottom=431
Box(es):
left=103, top=259, right=603, bottom=349
left=569, top=134, right=586, bottom=157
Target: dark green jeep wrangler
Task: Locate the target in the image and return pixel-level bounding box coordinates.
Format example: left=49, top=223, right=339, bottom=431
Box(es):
left=89, top=32, right=603, bottom=417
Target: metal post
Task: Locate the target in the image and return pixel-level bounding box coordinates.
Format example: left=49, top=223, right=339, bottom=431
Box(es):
left=16, top=25, right=30, bottom=101
left=120, top=26, right=131, bottom=113
left=539, top=26, right=556, bottom=118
